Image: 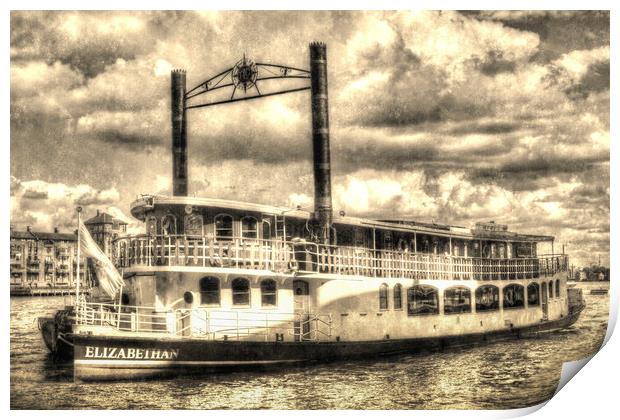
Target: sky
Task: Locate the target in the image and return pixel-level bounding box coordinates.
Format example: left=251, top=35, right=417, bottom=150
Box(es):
left=9, top=10, right=610, bottom=267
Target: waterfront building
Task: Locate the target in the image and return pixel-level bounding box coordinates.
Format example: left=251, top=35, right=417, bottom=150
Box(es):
left=84, top=210, right=128, bottom=257
left=9, top=210, right=126, bottom=295
left=10, top=226, right=86, bottom=295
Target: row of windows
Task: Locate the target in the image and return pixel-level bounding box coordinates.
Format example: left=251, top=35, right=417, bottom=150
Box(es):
left=147, top=213, right=269, bottom=241
left=196, top=277, right=277, bottom=307
left=379, top=280, right=562, bottom=315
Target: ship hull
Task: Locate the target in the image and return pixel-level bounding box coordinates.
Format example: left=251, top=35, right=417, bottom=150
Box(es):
left=72, top=305, right=584, bottom=381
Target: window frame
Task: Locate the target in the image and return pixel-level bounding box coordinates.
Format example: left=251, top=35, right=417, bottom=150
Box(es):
left=475, top=284, right=500, bottom=312
left=443, top=286, right=472, bottom=314
left=527, top=282, right=540, bottom=306
left=393, top=283, right=403, bottom=310
left=407, top=285, right=439, bottom=316
left=241, top=216, right=259, bottom=240
left=161, top=214, right=177, bottom=235
left=260, top=279, right=277, bottom=307
left=199, top=276, right=221, bottom=306
left=214, top=213, right=234, bottom=241
left=231, top=277, right=251, bottom=307
left=379, top=283, right=389, bottom=311
left=503, top=283, right=525, bottom=309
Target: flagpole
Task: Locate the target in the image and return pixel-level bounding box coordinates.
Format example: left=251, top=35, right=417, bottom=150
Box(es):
left=76, top=206, right=82, bottom=302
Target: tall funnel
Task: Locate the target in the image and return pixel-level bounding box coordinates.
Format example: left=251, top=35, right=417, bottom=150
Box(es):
left=171, top=69, right=188, bottom=196
left=310, top=42, right=333, bottom=244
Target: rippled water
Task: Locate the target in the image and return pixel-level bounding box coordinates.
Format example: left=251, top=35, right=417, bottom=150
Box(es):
left=10, top=283, right=609, bottom=410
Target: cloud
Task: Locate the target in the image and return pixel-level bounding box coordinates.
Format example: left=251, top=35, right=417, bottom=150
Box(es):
left=10, top=176, right=126, bottom=231
left=9, top=11, right=610, bottom=267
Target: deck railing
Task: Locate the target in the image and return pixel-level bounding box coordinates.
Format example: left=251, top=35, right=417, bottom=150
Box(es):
left=112, top=234, right=568, bottom=280
left=75, top=301, right=332, bottom=342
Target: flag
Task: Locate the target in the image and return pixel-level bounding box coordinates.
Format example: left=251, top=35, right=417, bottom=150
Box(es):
left=78, top=219, right=125, bottom=298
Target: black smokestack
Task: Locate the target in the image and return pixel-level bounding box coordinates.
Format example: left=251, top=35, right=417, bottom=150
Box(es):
left=171, top=69, right=188, bottom=196
left=310, top=42, right=333, bottom=244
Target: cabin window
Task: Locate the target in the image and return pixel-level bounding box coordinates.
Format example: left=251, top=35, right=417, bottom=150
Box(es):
left=379, top=283, right=389, bottom=310
left=527, top=283, right=540, bottom=306
left=394, top=283, right=402, bottom=310
left=548, top=281, right=554, bottom=298
left=241, top=216, right=258, bottom=239
left=161, top=214, right=177, bottom=235
left=232, top=278, right=251, bottom=306
left=262, top=220, right=271, bottom=240
left=354, top=228, right=367, bottom=247
left=407, top=285, right=439, bottom=316
left=383, top=231, right=393, bottom=250
left=121, top=293, right=130, bottom=305
left=555, top=279, right=561, bottom=297
left=199, top=277, right=220, bottom=306
left=184, top=213, right=203, bottom=236
left=475, top=285, right=499, bottom=312
left=260, top=279, right=277, bottom=307
left=146, top=216, right=158, bottom=235
left=503, top=284, right=525, bottom=309
left=215, top=214, right=233, bottom=241
left=444, top=286, right=472, bottom=314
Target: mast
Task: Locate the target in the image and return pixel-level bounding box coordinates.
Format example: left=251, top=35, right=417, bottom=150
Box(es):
left=75, top=206, right=82, bottom=300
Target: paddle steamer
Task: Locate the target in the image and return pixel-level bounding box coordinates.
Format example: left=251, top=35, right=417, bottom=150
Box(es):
left=39, top=42, right=585, bottom=381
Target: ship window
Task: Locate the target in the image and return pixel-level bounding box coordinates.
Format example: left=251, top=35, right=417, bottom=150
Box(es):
left=146, top=216, right=158, bottom=235
left=184, top=213, right=203, bottom=237
left=199, top=277, right=220, bottom=306
left=121, top=293, right=130, bottom=305
left=407, top=285, right=439, bottom=316
left=549, top=281, right=554, bottom=298
left=503, top=284, right=525, bottom=309
left=232, top=278, right=250, bottom=306
left=262, top=220, right=271, bottom=240
left=379, top=283, right=389, bottom=310
left=527, top=283, right=540, bottom=306
left=394, top=283, right=402, bottom=310
left=444, top=286, right=472, bottom=314
left=215, top=214, right=233, bottom=241
left=475, top=285, right=499, bottom=312
left=241, top=216, right=258, bottom=239
left=555, top=279, right=561, bottom=297
left=260, top=279, right=277, bottom=307
left=161, top=214, right=177, bottom=235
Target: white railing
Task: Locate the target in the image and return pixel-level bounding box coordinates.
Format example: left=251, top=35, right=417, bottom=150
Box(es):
left=112, top=234, right=568, bottom=280
left=75, top=301, right=332, bottom=342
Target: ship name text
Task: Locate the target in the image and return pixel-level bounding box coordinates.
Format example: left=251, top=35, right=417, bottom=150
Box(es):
left=84, top=346, right=179, bottom=360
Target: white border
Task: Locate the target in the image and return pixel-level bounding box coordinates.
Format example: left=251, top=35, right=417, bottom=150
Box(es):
left=3, top=2, right=616, bottom=418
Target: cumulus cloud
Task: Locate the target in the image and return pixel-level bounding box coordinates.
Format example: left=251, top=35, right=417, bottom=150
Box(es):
left=10, top=11, right=610, bottom=267
left=10, top=176, right=129, bottom=232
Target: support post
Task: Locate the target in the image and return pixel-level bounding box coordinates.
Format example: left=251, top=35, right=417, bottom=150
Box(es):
left=171, top=70, right=188, bottom=196
left=310, top=42, right=332, bottom=244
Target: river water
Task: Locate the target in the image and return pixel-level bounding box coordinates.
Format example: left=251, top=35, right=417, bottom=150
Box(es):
left=10, top=282, right=609, bottom=410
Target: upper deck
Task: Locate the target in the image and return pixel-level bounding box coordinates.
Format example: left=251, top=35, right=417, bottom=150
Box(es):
left=111, top=195, right=567, bottom=280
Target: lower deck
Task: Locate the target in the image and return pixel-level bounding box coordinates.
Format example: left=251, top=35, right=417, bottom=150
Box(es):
left=77, top=267, right=571, bottom=343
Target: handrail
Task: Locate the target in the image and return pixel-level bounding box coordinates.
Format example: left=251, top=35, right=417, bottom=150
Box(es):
left=111, top=234, right=568, bottom=280
left=75, top=301, right=333, bottom=342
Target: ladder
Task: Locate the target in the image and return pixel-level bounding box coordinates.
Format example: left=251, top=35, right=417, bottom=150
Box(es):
left=275, top=215, right=286, bottom=241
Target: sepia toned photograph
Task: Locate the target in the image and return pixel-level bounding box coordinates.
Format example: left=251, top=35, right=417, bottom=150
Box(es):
left=9, top=9, right=610, bottom=410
